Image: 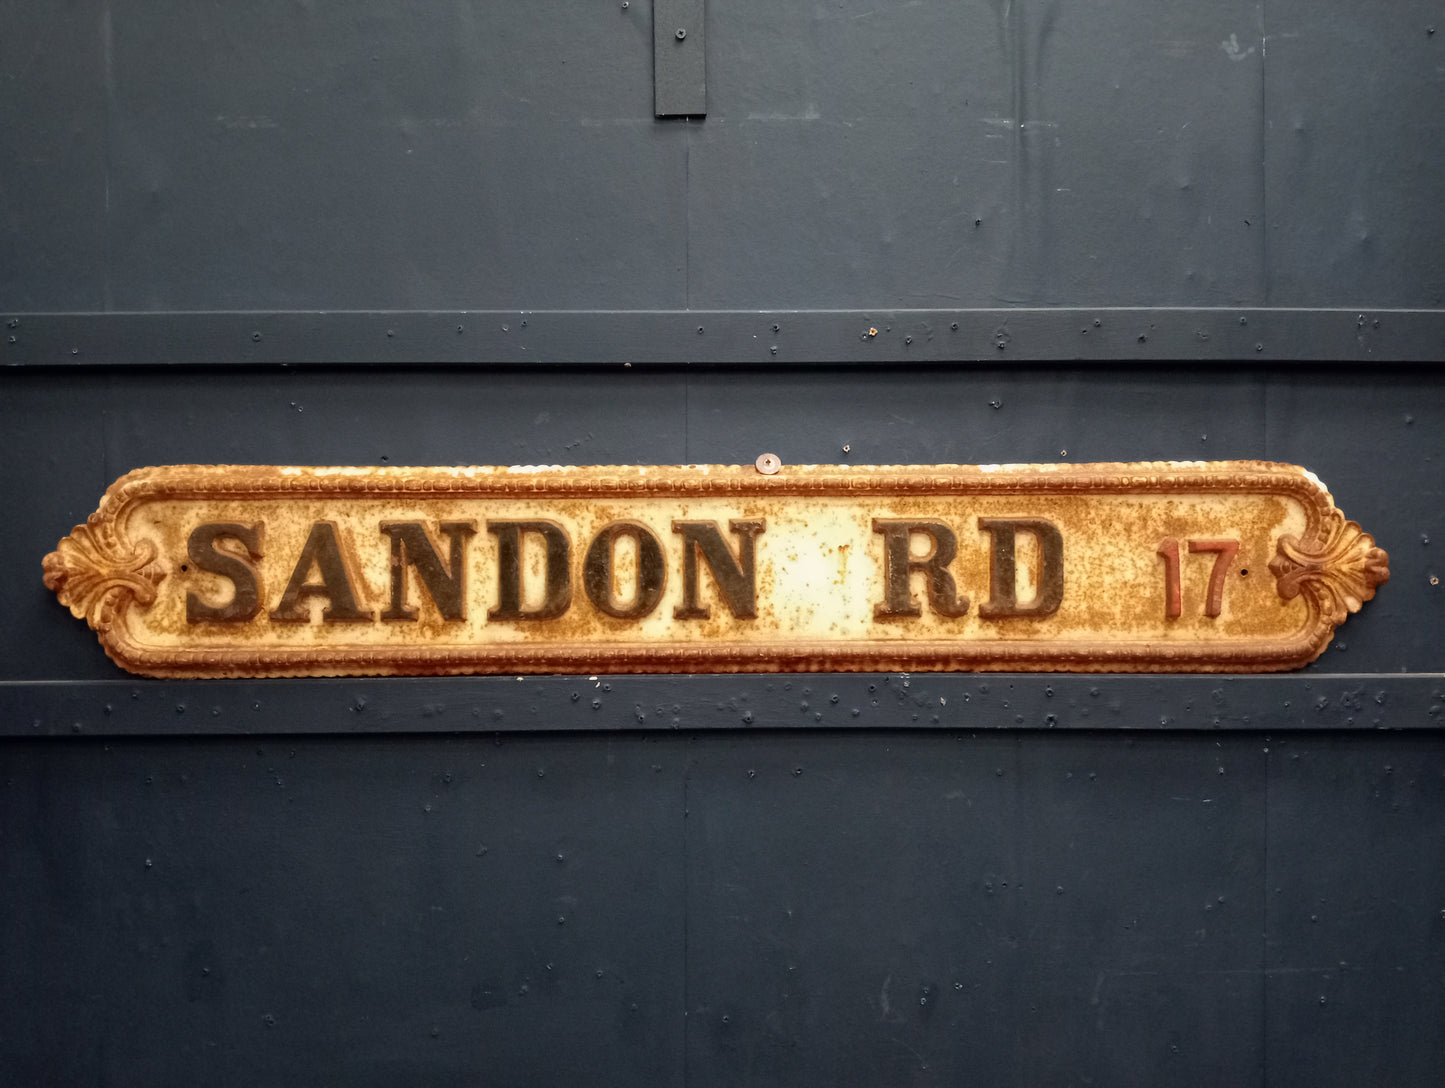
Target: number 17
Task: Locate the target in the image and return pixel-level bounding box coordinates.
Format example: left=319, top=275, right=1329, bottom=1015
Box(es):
left=1157, top=538, right=1240, bottom=619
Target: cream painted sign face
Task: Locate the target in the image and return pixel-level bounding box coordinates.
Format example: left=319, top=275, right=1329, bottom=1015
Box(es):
left=43, top=461, right=1388, bottom=677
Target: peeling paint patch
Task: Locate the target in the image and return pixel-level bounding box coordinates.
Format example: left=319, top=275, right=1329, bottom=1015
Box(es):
left=1221, top=33, right=1256, bottom=62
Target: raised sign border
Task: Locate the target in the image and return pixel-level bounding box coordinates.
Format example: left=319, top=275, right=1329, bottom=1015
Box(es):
left=43, top=460, right=1388, bottom=677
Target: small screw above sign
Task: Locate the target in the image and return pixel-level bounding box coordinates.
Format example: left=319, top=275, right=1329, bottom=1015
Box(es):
left=755, top=453, right=781, bottom=475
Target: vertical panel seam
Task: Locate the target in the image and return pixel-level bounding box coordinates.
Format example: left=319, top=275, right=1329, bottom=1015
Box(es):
left=101, top=0, right=114, bottom=313
left=685, top=119, right=694, bottom=310
left=1261, top=743, right=1271, bottom=1087
left=1259, top=0, right=1271, bottom=307
left=681, top=758, right=691, bottom=1088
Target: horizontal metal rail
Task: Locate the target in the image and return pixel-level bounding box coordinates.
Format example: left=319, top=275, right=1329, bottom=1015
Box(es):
left=3, top=673, right=1441, bottom=737
left=3, top=308, right=1442, bottom=366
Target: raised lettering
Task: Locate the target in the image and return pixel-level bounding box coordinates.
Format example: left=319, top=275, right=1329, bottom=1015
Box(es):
left=1158, top=538, right=1183, bottom=620
left=672, top=519, right=765, bottom=620
left=487, top=520, right=571, bottom=621
left=269, top=521, right=372, bottom=623
left=379, top=521, right=476, bottom=622
left=1160, top=538, right=1239, bottom=619
left=584, top=521, right=666, bottom=620
left=978, top=518, right=1064, bottom=618
left=871, top=520, right=970, bottom=619
left=1187, top=539, right=1239, bottom=618
left=185, top=522, right=263, bottom=623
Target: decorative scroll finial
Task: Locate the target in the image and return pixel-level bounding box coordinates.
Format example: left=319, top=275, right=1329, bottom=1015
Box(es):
left=1270, top=508, right=1389, bottom=625
left=42, top=520, right=164, bottom=632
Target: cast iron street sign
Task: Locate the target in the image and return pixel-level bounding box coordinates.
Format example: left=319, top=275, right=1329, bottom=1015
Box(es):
left=44, top=460, right=1388, bottom=677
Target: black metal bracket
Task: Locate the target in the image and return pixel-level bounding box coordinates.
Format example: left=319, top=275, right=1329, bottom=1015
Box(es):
left=654, top=0, right=705, bottom=117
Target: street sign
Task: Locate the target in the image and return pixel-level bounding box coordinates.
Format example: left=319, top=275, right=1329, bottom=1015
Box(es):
left=44, top=460, right=1388, bottom=677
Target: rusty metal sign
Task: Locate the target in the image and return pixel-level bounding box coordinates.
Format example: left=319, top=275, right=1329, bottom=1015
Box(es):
left=43, top=461, right=1388, bottom=678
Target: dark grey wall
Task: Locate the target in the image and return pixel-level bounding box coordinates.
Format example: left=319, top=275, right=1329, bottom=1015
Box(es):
left=1, top=2, right=1442, bottom=1086
left=3, top=0, right=1442, bottom=316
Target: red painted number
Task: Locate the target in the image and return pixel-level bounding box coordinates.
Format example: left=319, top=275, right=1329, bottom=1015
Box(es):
left=1157, top=539, right=1182, bottom=619
left=1158, top=538, right=1240, bottom=619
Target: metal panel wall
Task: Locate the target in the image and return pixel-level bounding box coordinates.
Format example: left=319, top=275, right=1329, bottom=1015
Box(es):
left=4, top=0, right=1443, bottom=317
left=2, top=0, right=1442, bottom=1085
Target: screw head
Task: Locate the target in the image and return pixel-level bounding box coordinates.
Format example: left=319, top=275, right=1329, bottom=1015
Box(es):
left=675, top=27, right=687, bottom=39
left=755, top=453, right=781, bottom=475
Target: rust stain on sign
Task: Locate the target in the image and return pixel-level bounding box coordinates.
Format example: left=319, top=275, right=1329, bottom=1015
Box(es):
left=42, top=461, right=1388, bottom=678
